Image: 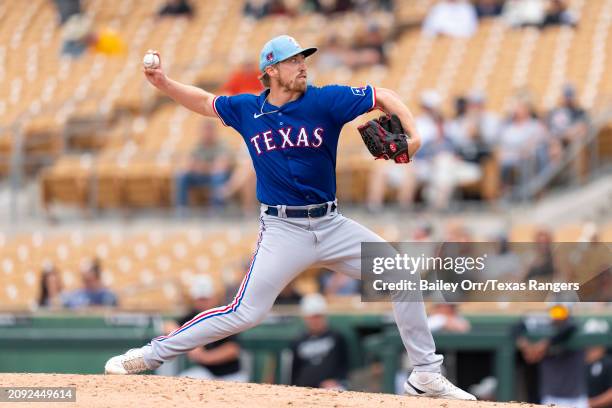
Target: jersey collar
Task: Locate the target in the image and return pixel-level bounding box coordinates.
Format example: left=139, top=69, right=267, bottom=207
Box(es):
left=259, top=85, right=310, bottom=111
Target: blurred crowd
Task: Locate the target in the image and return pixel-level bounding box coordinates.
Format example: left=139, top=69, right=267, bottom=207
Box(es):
left=44, top=0, right=595, bottom=217
left=424, top=0, right=577, bottom=39
left=367, top=84, right=589, bottom=212
left=243, top=0, right=393, bottom=19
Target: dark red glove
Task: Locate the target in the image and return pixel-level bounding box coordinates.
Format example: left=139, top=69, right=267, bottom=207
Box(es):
left=358, top=114, right=410, bottom=163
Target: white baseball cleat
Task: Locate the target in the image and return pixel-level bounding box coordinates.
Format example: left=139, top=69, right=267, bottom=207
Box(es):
left=405, top=371, right=477, bottom=400
left=104, top=348, right=149, bottom=375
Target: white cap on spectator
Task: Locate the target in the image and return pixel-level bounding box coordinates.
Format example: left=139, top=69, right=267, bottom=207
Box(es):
left=300, top=293, right=327, bottom=316
left=190, top=274, right=215, bottom=299
left=420, top=90, right=441, bottom=109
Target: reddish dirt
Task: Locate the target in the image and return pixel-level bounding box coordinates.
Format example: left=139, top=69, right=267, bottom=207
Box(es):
left=0, top=374, right=545, bottom=408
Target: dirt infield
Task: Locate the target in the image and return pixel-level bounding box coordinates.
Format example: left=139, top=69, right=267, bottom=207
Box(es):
left=0, top=374, right=544, bottom=408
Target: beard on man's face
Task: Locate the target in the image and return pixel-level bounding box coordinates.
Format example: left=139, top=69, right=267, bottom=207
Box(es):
left=279, top=72, right=307, bottom=92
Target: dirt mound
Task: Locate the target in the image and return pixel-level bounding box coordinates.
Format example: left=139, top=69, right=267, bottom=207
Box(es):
left=0, top=374, right=542, bottom=408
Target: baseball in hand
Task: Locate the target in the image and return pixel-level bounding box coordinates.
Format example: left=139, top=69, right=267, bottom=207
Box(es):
left=143, top=53, right=160, bottom=69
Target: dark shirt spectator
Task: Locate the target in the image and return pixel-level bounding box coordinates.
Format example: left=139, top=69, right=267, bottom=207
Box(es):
left=585, top=346, right=612, bottom=408
left=290, top=294, right=349, bottom=389
left=542, top=0, right=576, bottom=27
left=268, top=0, right=293, bottom=17
left=168, top=275, right=246, bottom=381
left=315, top=0, right=354, bottom=15
left=446, top=92, right=500, bottom=163
left=244, top=0, right=271, bottom=19
left=53, top=0, right=81, bottom=24
left=175, top=120, right=231, bottom=214
left=158, top=0, right=193, bottom=17
left=524, top=229, right=555, bottom=282
left=350, top=23, right=387, bottom=67
left=475, top=0, right=503, bottom=18
left=63, top=258, right=117, bottom=308
left=38, top=262, right=64, bottom=308
left=547, top=84, right=589, bottom=147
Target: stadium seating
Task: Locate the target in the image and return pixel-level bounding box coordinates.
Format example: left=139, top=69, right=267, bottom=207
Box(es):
left=0, top=0, right=609, bottom=208
left=0, top=220, right=608, bottom=312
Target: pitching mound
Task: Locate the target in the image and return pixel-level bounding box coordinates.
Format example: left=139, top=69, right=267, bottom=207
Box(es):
left=0, top=374, right=543, bottom=408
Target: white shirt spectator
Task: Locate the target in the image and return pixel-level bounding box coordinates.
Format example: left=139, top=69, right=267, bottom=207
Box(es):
left=446, top=111, right=502, bottom=148
left=503, top=0, right=546, bottom=27
left=423, top=0, right=478, bottom=38
left=498, top=118, right=547, bottom=165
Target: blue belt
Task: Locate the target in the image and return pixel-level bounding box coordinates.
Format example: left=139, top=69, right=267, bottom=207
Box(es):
left=265, top=203, right=337, bottom=218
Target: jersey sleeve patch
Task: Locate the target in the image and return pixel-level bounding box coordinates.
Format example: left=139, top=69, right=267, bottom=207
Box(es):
left=325, top=84, right=376, bottom=125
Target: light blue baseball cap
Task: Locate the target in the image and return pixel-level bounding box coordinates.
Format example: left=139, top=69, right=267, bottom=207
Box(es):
left=259, top=35, right=317, bottom=73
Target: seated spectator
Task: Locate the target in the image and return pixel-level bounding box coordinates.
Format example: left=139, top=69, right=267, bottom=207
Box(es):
left=475, top=0, right=503, bottom=19
left=353, top=0, right=394, bottom=14
left=485, top=236, right=525, bottom=281
left=220, top=61, right=264, bottom=95
left=366, top=90, right=444, bottom=212
left=503, top=0, right=546, bottom=28
left=315, top=0, right=354, bottom=15
left=158, top=0, right=194, bottom=18
left=427, top=303, right=471, bottom=332
left=367, top=90, right=480, bottom=211
left=63, top=258, right=117, bottom=308
left=243, top=0, right=271, bottom=19
left=175, top=120, right=231, bottom=215
left=585, top=345, right=612, bottom=408
left=523, top=229, right=555, bottom=282
left=416, top=94, right=481, bottom=210
left=446, top=91, right=500, bottom=164
left=38, top=262, right=64, bottom=309
left=60, top=13, right=92, bottom=57
left=542, top=0, right=576, bottom=27
left=346, top=23, right=387, bottom=68
left=368, top=91, right=482, bottom=211
left=316, top=35, right=348, bottom=72
left=423, top=0, right=478, bottom=38
left=290, top=294, right=350, bottom=389
left=53, top=0, right=81, bottom=25
left=497, top=98, right=550, bottom=195
left=166, top=275, right=247, bottom=382
left=220, top=145, right=257, bottom=217
left=547, top=84, right=589, bottom=148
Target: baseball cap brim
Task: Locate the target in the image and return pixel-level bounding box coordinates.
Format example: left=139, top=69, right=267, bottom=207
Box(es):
left=278, top=46, right=317, bottom=63
left=258, top=47, right=318, bottom=79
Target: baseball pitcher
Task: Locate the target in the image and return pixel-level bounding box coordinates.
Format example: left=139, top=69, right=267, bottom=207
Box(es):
left=105, top=35, right=475, bottom=401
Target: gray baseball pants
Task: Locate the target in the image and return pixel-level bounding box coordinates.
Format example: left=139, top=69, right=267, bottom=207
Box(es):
left=141, top=203, right=443, bottom=373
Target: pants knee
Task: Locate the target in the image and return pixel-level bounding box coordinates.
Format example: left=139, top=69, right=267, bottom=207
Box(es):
left=233, top=303, right=270, bottom=330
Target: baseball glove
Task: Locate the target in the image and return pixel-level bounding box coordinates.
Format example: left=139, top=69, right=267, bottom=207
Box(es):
left=358, top=114, right=411, bottom=163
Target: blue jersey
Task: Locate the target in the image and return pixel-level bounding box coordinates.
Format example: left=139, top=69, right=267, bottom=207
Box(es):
left=213, top=84, right=376, bottom=205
